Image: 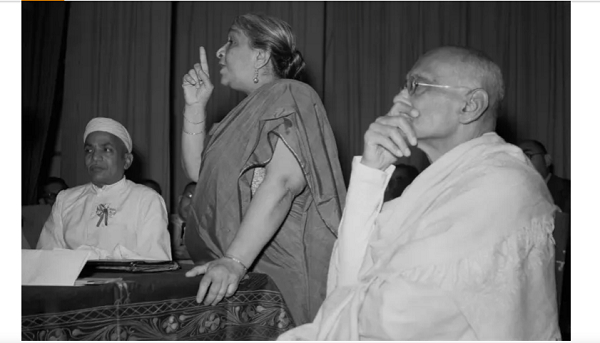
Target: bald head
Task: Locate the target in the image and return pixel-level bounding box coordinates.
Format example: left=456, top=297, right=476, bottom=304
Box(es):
left=418, top=46, right=505, bottom=117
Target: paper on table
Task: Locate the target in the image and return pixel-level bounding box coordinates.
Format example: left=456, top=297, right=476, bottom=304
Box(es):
left=22, top=249, right=91, bottom=286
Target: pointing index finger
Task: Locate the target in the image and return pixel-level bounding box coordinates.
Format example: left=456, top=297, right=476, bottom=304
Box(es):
left=199, top=46, right=210, bottom=77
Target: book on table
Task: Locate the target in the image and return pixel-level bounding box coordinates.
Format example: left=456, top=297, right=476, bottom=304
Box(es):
left=84, top=260, right=181, bottom=273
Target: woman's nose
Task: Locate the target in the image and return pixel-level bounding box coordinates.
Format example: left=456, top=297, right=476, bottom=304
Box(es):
left=216, top=45, right=225, bottom=59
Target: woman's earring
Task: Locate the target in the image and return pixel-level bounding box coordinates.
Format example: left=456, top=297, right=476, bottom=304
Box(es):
left=253, top=68, right=259, bottom=83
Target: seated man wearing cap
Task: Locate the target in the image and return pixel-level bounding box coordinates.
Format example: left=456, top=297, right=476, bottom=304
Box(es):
left=37, top=117, right=172, bottom=260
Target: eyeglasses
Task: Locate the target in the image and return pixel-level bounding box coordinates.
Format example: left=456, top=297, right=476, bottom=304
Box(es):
left=42, top=192, right=58, bottom=200
left=524, top=151, right=544, bottom=160
left=405, top=77, right=474, bottom=96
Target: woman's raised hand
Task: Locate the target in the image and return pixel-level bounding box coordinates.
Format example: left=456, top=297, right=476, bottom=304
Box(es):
left=182, top=46, right=214, bottom=108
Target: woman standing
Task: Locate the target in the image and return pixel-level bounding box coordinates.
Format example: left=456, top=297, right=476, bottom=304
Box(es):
left=181, top=13, right=346, bottom=325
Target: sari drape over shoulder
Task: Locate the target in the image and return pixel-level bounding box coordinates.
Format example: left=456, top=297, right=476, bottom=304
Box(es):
left=185, top=79, right=346, bottom=325
left=280, top=132, right=561, bottom=340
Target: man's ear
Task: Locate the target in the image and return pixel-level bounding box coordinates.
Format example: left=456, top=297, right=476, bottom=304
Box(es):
left=123, top=152, right=134, bottom=170
left=459, top=89, right=489, bottom=124
left=254, top=49, right=271, bottom=70
left=544, top=154, right=553, bottom=168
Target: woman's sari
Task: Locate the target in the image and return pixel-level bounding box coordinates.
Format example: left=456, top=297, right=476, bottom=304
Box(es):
left=185, top=79, right=346, bottom=325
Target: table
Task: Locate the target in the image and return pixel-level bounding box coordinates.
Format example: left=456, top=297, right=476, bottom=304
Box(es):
left=22, top=265, right=295, bottom=340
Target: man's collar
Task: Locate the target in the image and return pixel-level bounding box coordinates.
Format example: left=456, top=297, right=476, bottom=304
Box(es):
left=545, top=173, right=552, bottom=184
left=91, top=176, right=127, bottom=193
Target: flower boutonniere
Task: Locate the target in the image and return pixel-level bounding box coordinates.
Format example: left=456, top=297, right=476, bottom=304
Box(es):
left=96, top=204, right=117, bottom=227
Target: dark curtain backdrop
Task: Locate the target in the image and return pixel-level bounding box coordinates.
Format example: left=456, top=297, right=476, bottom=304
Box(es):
left=22, top=2, right=68, bottom=205
left=22, top=1, right=571, bottom=210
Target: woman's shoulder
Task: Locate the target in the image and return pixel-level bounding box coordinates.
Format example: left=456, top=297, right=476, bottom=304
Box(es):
left=270, top=79, right=318, bottom=98
left=265, top=79, right=322, bottom=108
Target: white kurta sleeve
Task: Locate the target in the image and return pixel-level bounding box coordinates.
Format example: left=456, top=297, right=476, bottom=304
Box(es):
left=36, top=192, right=67, bottom=250
left=332, top=156, right=394, bottom=288
left=136, top=193, right=172, bottom=260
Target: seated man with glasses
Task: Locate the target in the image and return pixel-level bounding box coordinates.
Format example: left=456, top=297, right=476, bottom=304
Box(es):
left=279, top=46, right=560, bottom=340
left=518, top=139, right=570, bottom=213
left=37, top=117, right=171, bottom=261
left=38, top=177, right=69, bottom=206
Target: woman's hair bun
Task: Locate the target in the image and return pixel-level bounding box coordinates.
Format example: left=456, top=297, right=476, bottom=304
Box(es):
left=282, top=49, right=305, bottom=80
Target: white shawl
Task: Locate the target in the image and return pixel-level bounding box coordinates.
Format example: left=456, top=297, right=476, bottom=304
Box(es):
left=280, top=132, right=560, bottom=340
